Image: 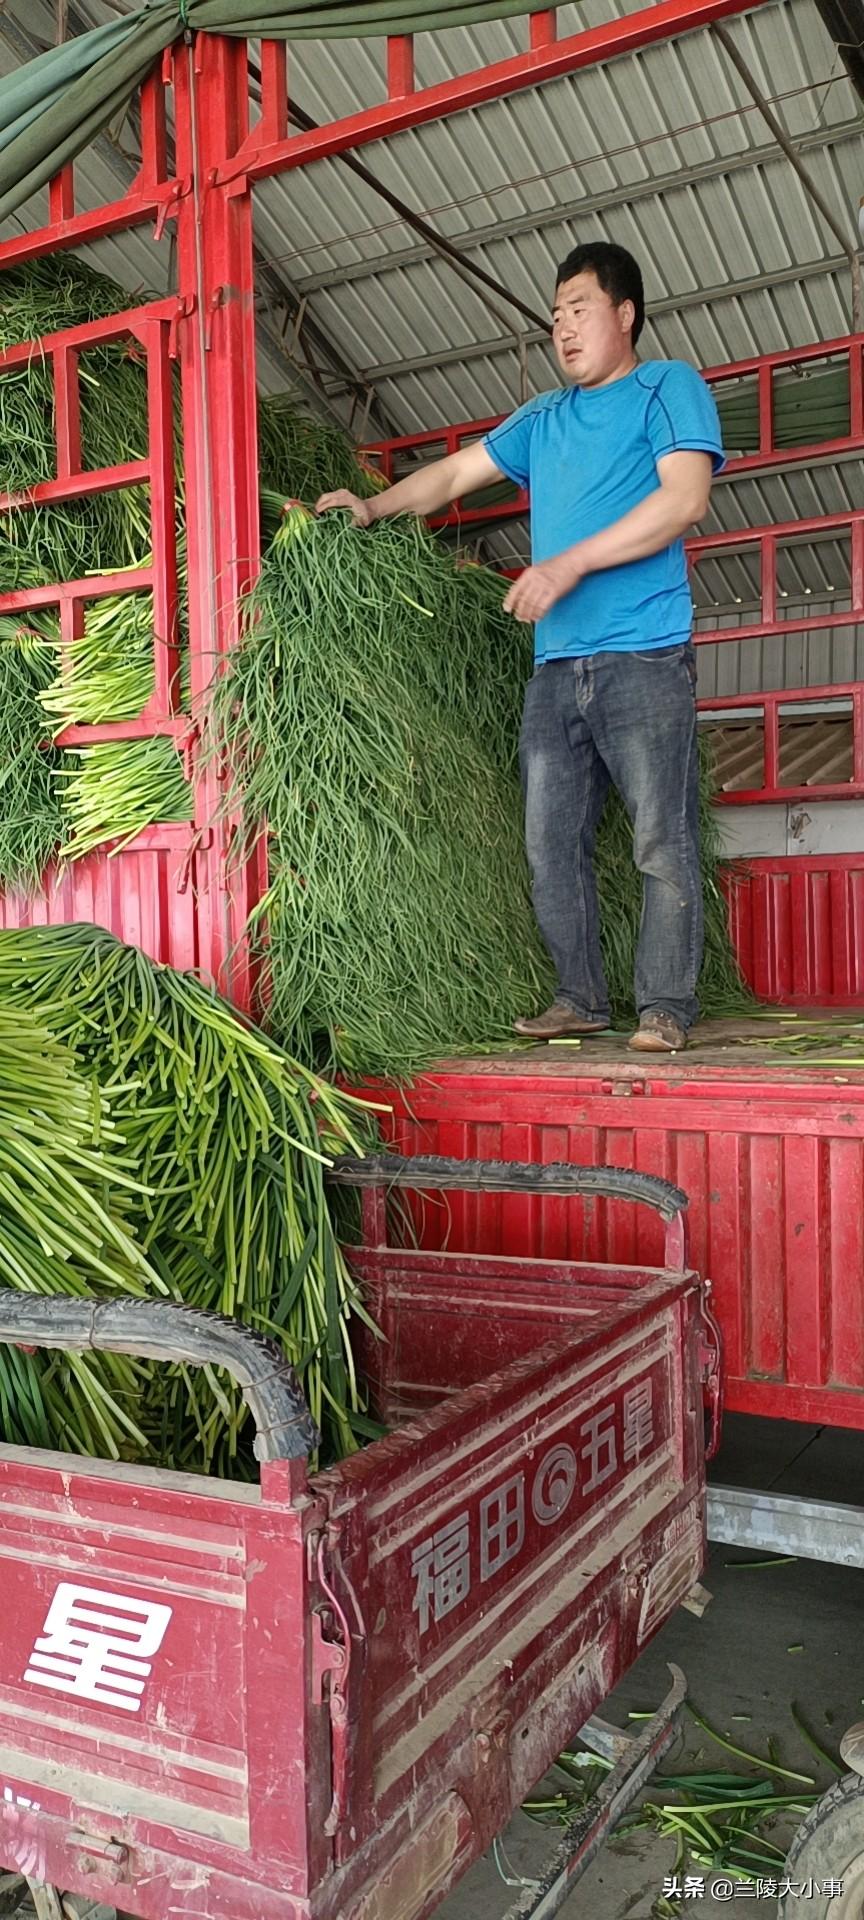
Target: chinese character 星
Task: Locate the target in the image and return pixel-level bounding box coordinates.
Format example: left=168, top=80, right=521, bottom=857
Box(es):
left=581, top=1404, right=618, bottom=1494
left=23, top=1583, right=172, bottom=1714
left=412, top=1513, right=471, bottom=1634
left=480, top=1475, right=525, bottom=1580
left=622, top=1378, right=654, bottom=1461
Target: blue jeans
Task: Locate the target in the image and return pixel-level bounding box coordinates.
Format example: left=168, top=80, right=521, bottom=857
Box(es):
left=519, top=645, right=703, bottom=1030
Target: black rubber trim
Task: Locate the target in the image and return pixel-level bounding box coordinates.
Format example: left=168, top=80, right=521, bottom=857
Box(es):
left=327, top=1154, right=688, bottom=1222
left=0, top=1294, right=318, bottom=1462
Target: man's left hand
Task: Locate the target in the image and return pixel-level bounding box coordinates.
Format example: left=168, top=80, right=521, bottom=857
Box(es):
left=503, top=551, right=585, bottom=624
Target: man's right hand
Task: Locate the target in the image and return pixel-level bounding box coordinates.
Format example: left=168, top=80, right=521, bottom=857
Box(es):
left=315, top=489, right=376, bottom=528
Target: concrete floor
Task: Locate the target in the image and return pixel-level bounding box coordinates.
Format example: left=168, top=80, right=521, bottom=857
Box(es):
left=438, top=1416, right=864, bottom=1919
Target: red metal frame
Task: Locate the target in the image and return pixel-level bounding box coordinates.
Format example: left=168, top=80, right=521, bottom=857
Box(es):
left=0, top=64, right=181, bottom=273
left=688, top=507, right=864, bottom=646
left=0, top=40, right=270, bottom=1004
left=218, top=0, right=772, bottom=184
left=363, top=335, right=864, bottom=529
left=701, top=680, right=864, bottom=804
left=372, top=1060, right=864, bottom=1433
left=0, top=301, right=182, bottom=744
left=171, top=37, right=268, bottom=1011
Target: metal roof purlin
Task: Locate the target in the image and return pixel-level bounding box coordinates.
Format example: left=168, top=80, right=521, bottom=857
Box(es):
left=284, top=96, right=550, bottom=334
left=713, top=21, right=862, bottom=327
left=289, top=117, right=864, bottom=298
left=217, top=0, right=780, bottom=186
left=355, top=262, right=856, bottom=383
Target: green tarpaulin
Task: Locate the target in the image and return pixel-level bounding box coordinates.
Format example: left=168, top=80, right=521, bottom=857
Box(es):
left=0, top=0, right=552, bottom=226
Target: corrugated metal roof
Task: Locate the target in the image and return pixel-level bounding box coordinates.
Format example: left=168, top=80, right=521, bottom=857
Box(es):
left=1, top=0, right=862, bottom=686
left=243, top=0, right=862, bottom=417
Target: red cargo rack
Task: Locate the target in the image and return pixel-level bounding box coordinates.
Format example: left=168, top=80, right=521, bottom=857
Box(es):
left=362, top=333, right=864, bottom=528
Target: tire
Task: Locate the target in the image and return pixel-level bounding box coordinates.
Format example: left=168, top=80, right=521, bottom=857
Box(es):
left=780, top=1772, right=864, bottom=1918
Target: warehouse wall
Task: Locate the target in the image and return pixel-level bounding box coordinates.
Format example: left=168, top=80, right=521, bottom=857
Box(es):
left=715, top=801, right=864, bottom=858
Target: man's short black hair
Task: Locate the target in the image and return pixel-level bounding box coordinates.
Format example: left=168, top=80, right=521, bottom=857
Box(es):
left=555, top=242, right=645, bottom=346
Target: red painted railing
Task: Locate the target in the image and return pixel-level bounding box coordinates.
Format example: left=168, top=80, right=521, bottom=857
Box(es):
left=688, top=507, right=864, bottom=645
left=363, top=335, right=864, bottom=528
left=0, top=302, right=182, bottom=746
left=700, top=681, right=864, bottom=805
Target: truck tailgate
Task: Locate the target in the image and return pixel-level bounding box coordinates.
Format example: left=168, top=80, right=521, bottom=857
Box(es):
left=311, top=1251, right=707, bottom=1920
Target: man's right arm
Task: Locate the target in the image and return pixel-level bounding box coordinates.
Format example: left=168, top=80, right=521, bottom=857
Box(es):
left=315, top=440, right=505, bottom=528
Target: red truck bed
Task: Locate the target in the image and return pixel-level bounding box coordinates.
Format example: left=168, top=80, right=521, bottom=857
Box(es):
left=368, top=1023, right=864, bottom=1431
left=0, top=1159, right=715, bottom=1920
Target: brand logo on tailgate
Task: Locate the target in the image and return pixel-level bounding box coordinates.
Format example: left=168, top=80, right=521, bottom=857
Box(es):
left=23, top=1583, right=172, bottom=1713
left=411, top=1376, right=657, bottom=1636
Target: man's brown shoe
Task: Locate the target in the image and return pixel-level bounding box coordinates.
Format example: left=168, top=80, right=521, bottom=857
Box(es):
left=629, top=1013, right=687, bottom=1053
left=514, top=1000, right=609, bottom=1039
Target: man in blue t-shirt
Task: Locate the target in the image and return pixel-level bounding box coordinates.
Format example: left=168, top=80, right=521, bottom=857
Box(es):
left=317, top=240, right=724, bottom=1052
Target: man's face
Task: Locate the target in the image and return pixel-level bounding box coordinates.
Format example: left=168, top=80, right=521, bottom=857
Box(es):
left=552, top=271, right=635, bottom=387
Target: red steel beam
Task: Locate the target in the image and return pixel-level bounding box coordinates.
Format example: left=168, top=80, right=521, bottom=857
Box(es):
left=0, top=299, right=179, bottom=371
left=56, top=715, right=191, bottom=747
left=0, top=569, right=152, bottom=615
left=0, top=192, right=180, bottom=274
left=53, top=346, right=82, bottom=483
left=688, top=507, right=864, bottom=552
left=386, top=34, right=415, bottom=100
left=146, top=315, right=181, bottom=718
left=697, top=608, right=863, bottom=644
left=529, top=10, right=558, bottom=49
left=137, top=65, right=170, bottom=194
left=48, top=166, right=75, bottom=225
left=173, top=34, right=267, bottom=1011
left=0, top=463, right=149, bottom=514
left=223, top=0, right=776, bottom=181
left=701, top=332, right=864, bottom=383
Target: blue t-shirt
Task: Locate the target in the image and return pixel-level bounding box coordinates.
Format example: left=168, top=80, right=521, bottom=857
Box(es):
left=483, top=361, right=725, bottom=663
